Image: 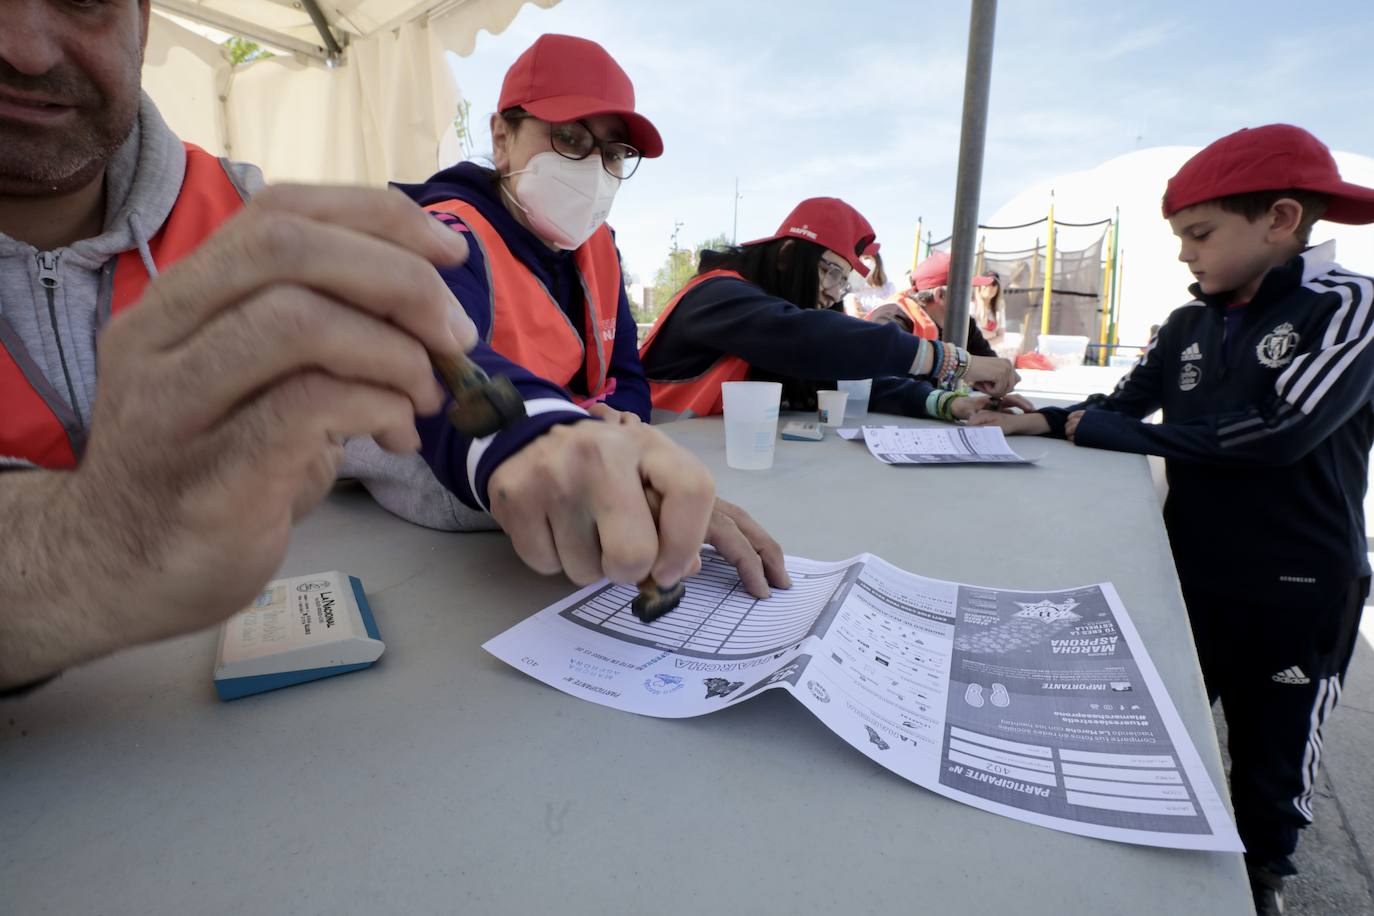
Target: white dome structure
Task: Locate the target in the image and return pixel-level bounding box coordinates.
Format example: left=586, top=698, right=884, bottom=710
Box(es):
left=982, top=146, right=1374, bottom=351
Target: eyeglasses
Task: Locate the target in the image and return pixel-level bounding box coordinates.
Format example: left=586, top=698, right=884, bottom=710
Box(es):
left=508, top=113, right=642, bottom=179
left=818, top=258, right=851, bottom=295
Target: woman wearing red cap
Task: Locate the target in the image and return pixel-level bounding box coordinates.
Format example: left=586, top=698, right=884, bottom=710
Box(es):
left=383, top=34, right=789, bottom=598
left=638, top=198, right=1021, bottom=420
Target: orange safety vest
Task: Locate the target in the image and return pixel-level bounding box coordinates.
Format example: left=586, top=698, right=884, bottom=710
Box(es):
left=0, top=144, right=246, bottom=469
left=423, top=199, right=622, bottom=402
left=893, top=292, right=940, bottom=340
left=639, top=269, right=751, bottom=418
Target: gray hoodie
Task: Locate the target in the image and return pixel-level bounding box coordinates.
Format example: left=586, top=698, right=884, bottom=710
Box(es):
left=0, top=94, right=494, bottom=531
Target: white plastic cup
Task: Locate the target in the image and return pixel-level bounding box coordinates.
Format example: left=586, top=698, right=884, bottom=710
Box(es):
left=835, top=378, right=872, bottom=419
left=817, top=389, right=849, bottom=427
left=721, top=381, right=782, bottom=470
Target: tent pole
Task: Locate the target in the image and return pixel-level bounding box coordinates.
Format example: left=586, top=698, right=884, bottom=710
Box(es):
left=943, top=0, right=998, bottom=350
left=300, top=0, right=344, bottom=62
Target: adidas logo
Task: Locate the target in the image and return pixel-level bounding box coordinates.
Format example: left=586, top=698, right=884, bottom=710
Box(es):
left=1180, top=342, right=1203, bottom=361
left=1271, top=666, right=1312, bottom=685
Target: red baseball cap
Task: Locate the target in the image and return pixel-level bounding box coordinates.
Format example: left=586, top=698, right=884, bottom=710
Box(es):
left=498, top=34, right=663, bottom=158
left=1163, top=124, right=1374, bottom=224
left=743, top=197, right=877, bottom=276
left=862, top=241, right=881, bottom=257
left=910, top=251, right=994, bottom=291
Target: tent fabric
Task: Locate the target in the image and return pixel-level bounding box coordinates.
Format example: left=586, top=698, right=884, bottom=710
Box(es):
left=142, top=0, right=559, bottom=185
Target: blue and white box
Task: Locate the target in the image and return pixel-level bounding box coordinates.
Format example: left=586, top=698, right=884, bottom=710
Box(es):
left=213, top=571, right=385, bottom=700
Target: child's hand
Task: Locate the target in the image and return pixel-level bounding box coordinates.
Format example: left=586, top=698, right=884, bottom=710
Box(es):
left=950, top=392, right=1037, bottom=421
left=967, top=410, right=1050, bottom=436
left=1065, top=410, right=1086, bottom=442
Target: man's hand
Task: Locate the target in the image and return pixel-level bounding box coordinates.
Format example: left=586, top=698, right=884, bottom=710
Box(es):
left=1, top=185, right=477, bottom=687
left=487, top=422, right=716, bottom=589
left=964, top=355, right=1020, bottom=397
left=1065, top=410, right=1086, bottom=442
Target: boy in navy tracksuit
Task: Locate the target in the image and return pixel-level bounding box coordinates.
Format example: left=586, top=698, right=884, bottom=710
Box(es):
left=974, top=124, right=1374, bottom=914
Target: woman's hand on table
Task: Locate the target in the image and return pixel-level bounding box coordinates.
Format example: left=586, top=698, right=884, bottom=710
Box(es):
left=705, top=499, right=792, bottom=599
left=487, top=421, right=715, bottom=588
left=964, top=355, right=1020, bottom=397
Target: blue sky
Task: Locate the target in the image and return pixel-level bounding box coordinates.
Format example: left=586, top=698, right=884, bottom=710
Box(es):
left=447, top=0, right=1374, bottom=285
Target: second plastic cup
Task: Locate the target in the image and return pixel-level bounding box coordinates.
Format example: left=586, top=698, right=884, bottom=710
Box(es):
left=835, top=378, right=872, bottom=420
left=817, top=389, right=849, bottom=427
left=721, top=381, right=782, bottom=470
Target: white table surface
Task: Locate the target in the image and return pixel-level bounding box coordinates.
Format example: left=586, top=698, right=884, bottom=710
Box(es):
left=0, top=414, right=1252, bottom=916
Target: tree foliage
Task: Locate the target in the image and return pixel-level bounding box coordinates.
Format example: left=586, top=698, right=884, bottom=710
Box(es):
left=225, top=37, right=273, bottom=66
left=452, top=98, right=475, bottom=161
left=643, top=232, right=731, bottom=323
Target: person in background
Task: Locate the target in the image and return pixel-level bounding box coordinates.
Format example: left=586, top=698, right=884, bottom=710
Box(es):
left=843, top=242, right=896, bottom=317
left=638, top=197, right=1021, bottom=422
left=972, top=269, right=1006, bottom=349
left=886, top=251, right=999, bottom=357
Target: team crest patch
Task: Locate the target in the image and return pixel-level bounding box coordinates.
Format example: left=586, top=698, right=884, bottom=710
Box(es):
left=1013, top=598, right=1081, bottom=623
left=1257, top=322, right=1300, bottom=369
left=1179, top=363, right=1200, bottom=391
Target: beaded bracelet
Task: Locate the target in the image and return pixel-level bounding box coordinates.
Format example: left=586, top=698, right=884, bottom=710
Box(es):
left=940, top=343, right=959, bottom=386
left=925, top=388, right=944, bottom=418
left=938, top=391, right=958, bottom=421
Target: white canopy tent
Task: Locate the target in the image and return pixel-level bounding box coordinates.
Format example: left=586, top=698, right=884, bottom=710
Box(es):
left=142, top=0, right=559, bottom=185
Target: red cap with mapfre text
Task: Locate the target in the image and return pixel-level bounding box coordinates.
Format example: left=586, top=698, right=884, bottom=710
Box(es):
left=1163, top=124, right=1374, bottom=224
left=743, top=197, right=877, bottom=276
left=499, top=34, right=664, bottom=158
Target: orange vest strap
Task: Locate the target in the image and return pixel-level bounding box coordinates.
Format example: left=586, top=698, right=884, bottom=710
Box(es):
left=0, top=143, right=245, bottom=469
left=640, top=269, right=751, bottom=418
left=423, top=199, right=622, bottom=400
left=0, top=318, right=82, bottom=468
left=897, top=294, right=939, bottom=340
left=111, top=145, right=247, bottom=316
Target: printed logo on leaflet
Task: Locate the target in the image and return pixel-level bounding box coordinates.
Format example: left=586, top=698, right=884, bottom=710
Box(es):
left=296, top=579, right=330, bottom=593
left=1013, top=597, right=1081, bottom=623
left=644, top=673, right=685, bottom=695
left=808, top=680, right=830, bottom=703
left=1257, top=322, right=1300, bottom=369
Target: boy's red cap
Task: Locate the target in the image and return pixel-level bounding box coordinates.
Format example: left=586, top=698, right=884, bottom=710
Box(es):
left=862, top=241, right=881, bottom=257
left=910, top=251, right=994, bottom=291
left=743, top=197, right=877, bottom=276
left=1163, top=124, right=1374, bottom=224
left=499, top=34, right=663, bottom=158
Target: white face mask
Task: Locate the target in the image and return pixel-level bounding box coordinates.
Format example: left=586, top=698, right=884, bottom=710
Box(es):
left=503, top=152, right=620, bottom=250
